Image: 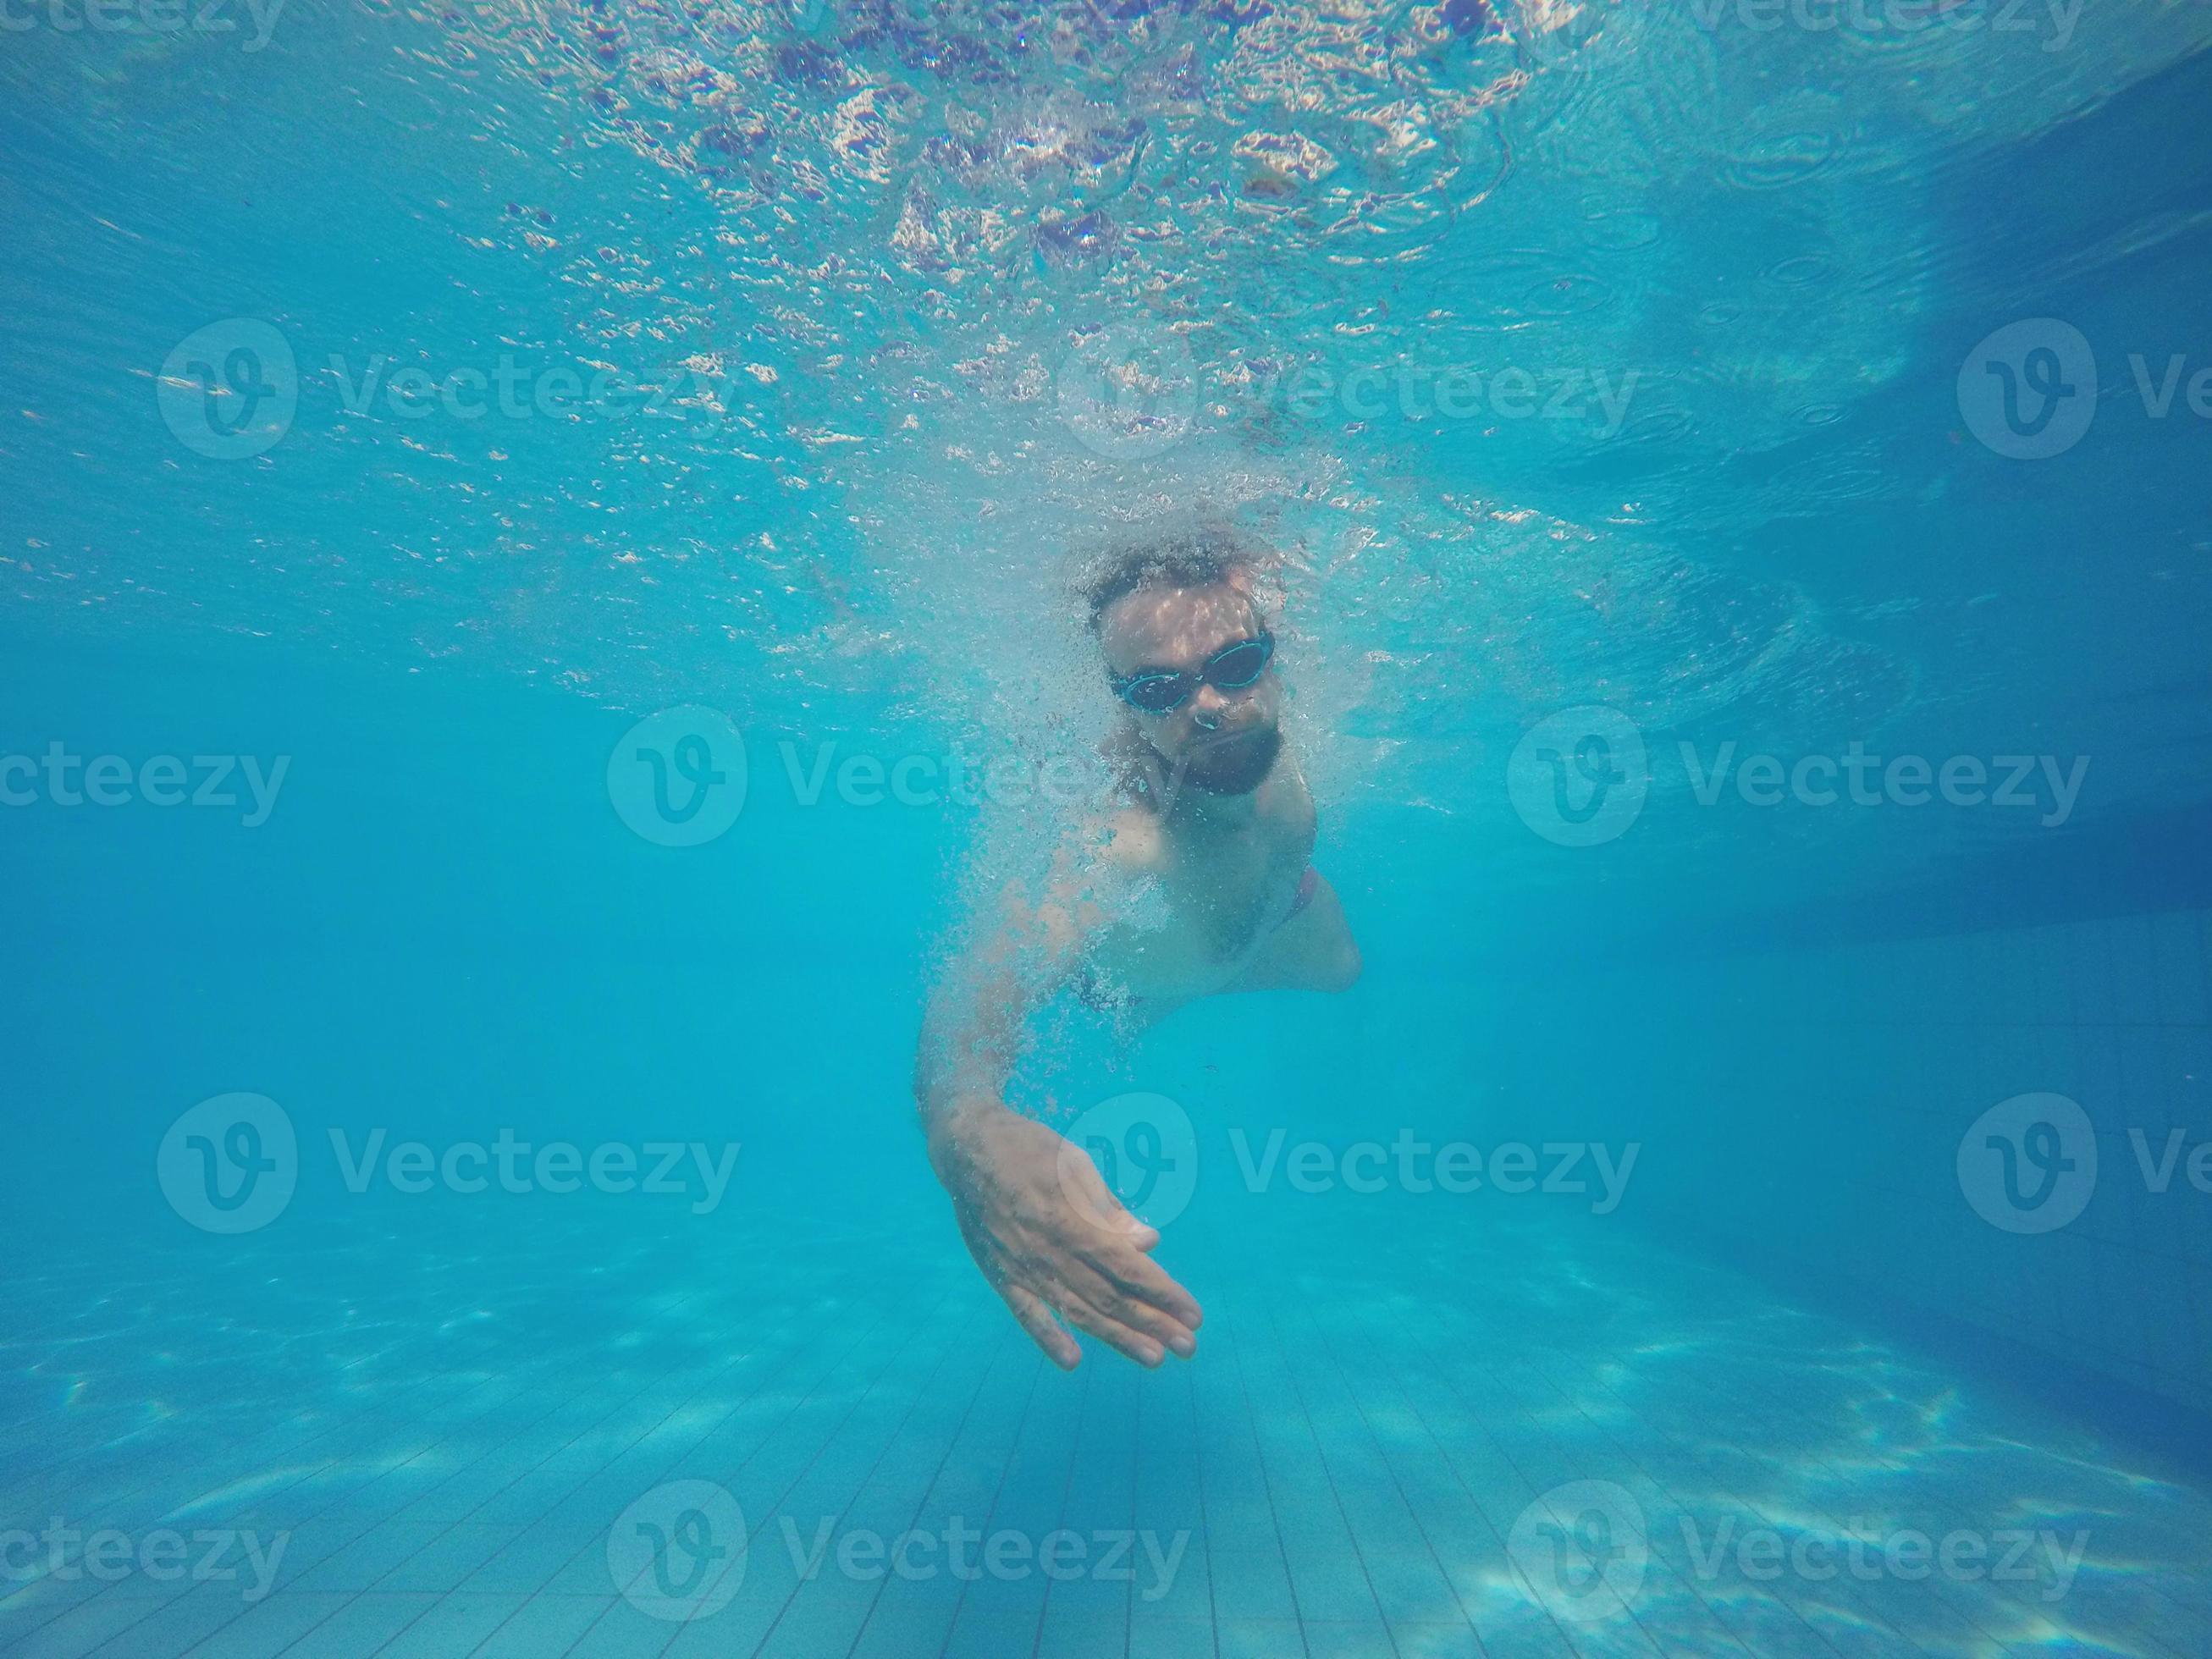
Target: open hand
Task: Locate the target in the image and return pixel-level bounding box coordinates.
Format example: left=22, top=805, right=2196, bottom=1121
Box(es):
left=929, top=1101, right=1203, bottom=1369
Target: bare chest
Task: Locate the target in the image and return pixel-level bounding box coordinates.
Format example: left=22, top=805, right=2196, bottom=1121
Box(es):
left=1084, top=789, right=1316, bottom=1000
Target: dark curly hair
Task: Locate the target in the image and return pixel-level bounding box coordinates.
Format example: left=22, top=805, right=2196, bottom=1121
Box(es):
left=1080, top=526, right=1261, bottom=634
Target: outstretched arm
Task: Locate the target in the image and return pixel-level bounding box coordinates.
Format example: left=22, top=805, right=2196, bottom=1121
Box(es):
left=915, top=841, right=1204, bottom=1370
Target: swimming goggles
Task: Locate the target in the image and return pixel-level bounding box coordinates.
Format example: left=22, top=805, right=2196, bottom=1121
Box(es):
left=1110, top=631, right=1275, bottom=714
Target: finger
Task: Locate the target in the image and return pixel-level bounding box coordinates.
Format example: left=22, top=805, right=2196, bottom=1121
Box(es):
left=998, top=1282, right=1081, bottom=1370
left=1063, top=1159, right=1152, bottom=1241
left=1055, top=1295, right=1171, bottom=1368
left=1062, top=1260, right=1199, bottom=1359
left=1079, top=1241, right=1204, bottom=1333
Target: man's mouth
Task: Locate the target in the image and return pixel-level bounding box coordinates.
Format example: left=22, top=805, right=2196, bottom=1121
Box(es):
left=1178, top=721, right=1282, bottom=796
left=1194, top=721, right=1265, bottom=747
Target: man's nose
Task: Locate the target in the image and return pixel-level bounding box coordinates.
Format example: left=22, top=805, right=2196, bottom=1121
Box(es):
left=1188, top=683, right=1230, bottom=728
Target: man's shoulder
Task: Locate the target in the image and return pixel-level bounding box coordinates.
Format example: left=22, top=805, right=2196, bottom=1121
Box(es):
left=1076, top=802, right=1167, bottom=876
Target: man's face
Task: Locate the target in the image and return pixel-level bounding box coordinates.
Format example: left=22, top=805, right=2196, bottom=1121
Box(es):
left=1099, top=581, right=1283, bottom=796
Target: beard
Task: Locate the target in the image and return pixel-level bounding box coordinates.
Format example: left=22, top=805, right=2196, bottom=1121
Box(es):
left=1178, top=723, right=1283, bottom=796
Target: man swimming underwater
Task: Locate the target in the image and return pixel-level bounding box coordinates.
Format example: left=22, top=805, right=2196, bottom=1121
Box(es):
left=914, top=532, right=1363, bottom=1370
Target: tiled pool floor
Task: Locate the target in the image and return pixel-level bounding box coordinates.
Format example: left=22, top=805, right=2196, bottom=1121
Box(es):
left=3, top=1197, right=2207, bottom=1657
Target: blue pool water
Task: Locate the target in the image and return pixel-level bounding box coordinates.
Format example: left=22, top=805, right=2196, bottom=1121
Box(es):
left=6, top=2, right=2212, bottom=1655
